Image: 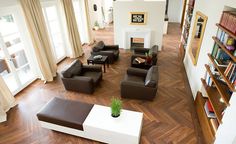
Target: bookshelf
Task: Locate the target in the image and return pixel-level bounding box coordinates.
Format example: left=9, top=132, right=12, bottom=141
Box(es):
left=195, top=11, right=236, bottom=144
left=179, top=0, right=195, bottom=59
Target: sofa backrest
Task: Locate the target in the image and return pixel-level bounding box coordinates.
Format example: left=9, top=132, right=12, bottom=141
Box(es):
left=93, top=41, right=105, bottom=52
left=61, top=59, right=82, bottom=78
left=144, top=66, right=158, bottom=87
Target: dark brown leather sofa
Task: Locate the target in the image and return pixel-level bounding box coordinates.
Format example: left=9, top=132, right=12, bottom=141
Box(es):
left=91, top=41, right=119, bottom=64
left=131, top=45, right=158, bottom=69
left=61, top=59, right=102, bottom=94
left=120, top=66, right=158, bottom=100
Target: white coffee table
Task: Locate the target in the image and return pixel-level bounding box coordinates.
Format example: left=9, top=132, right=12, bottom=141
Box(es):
left=84, top=105, right=143, bottom=144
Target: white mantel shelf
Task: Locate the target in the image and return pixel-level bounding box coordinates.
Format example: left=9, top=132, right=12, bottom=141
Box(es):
left=123, top=28, right=151, bottom=49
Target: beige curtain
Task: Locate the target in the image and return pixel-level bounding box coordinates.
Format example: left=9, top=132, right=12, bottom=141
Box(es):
left=84, top=0, right=95, bottom=44
left=61, top=0, right=84, bottom=58
left=0, top=76, right=16, bottom=123
left=20, top=0, right=57, bottom=82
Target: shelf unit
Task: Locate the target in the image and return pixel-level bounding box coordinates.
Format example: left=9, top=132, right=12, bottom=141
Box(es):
left=179, top=0, right=195, bottom=55
left=181, top=0, right=195, bottom=49
left=195, top=12, right=236, bottom=144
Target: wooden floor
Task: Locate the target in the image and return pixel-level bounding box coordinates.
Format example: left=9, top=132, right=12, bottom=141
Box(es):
left=0, top=23, right=204, bottom=144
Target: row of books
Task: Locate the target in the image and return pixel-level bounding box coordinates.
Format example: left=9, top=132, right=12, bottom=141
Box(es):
left=220, top=11, right=236, bottom=34
left=203, top=100, right=219, bottom=132
left=212, top=44, right=231, bottom=63
left=204, top=100, right=216, bottom=118
left=224, top=62, right=236, bottom=84
left=216, top=29, right=236, bottom=55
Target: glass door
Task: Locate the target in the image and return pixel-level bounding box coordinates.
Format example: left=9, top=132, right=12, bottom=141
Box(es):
left=42, top=3, right=67, bottom=63
left=0, top=12, right=36, bottom=94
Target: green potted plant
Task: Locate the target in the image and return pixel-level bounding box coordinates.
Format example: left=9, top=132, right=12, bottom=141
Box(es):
left=110, top=97, right=122, bottom=118
left=94, top=21, right=100, bottom=31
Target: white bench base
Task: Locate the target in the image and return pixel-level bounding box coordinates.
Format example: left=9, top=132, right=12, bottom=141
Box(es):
left=39, top=105, right=143, bottom=144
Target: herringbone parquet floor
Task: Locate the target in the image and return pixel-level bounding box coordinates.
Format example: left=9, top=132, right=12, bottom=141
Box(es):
left=0, top=23, right=204, bottom=144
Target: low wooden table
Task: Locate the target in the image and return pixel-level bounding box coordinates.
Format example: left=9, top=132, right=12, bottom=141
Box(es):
left=87, top=55, right=109, bottom=73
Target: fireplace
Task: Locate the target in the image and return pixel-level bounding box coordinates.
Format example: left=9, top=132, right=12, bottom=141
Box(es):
left=130, top=38, right=144, bottom=49
left=123, top=28, right=151, bottom=49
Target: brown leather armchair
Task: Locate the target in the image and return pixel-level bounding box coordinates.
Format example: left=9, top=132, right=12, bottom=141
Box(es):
left=131, top=45, right=158, bottom=69
left=60, top=59, right=102, bottom=94
left=120, top=66, right=158, bottom=100
left=91, top=41, right=119, bottom=64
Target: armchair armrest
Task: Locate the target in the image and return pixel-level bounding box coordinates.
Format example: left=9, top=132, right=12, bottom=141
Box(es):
left=104, top=45, right=119, bottom=50
left=61, top=76, right=94, bottom=93
left=82, top=65, right=102, bottom=72
left=127, top=67, right=148, bottom=77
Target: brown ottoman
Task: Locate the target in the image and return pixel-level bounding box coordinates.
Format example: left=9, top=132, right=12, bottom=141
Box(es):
left=37, top=97, right=94, bottom=131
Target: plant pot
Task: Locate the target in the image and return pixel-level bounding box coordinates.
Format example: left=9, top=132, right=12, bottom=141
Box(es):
left=111, top=114, right=120, bottom=118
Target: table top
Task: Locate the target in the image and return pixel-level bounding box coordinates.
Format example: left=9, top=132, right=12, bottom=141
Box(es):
left=87, top=55, right=108, bottom=62
left=84, top=105, right=143, bottom=137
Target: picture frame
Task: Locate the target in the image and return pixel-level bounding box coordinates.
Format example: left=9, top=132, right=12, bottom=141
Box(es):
left=130, top=12, right=147, bottom=25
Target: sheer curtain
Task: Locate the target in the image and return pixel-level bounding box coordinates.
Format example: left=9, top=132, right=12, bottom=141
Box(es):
left=19, top=0, right=57, bottom=82
left=61, top=0, right=84, bottom=58
left=0, top=76, right=16, bottom=123
left=84, top=0, right=95, bottom=44
left=73, top=0, right=89, bottom=44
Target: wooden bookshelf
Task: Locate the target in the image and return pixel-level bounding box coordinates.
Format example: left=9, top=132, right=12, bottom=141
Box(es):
left=212, top=36, right=236, bottom=62
left=201, top=78, right=226, bottom=123
left=216, top=23, right=236, bottom=40
left=208, top=54, right=236, bottom=92
left=195, top=92, right=215, bottom=144
left=195, top=12, right=235, bottom=144
left=205, top=64, right=231, bottom=105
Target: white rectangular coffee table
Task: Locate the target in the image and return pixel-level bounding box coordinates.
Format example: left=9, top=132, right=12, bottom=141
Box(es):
left=84, top=105, right=143, bottom=144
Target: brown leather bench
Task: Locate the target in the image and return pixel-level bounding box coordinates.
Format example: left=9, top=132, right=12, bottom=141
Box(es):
left=37, top=97, right=94, bottom=131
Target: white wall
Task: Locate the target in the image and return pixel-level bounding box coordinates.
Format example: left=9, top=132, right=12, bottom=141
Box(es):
left=215, top=93, right=236, bottom=144
left=88, top=0, right=104, bottom=28
left=182, top=0, right=236, bottom=143
left=113, top=0, right=166, bottom=50
left=168, top=0, right=183, bottom=23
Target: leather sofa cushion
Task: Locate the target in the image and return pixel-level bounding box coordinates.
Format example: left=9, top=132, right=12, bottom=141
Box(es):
left=61, top=60, right=82, bottom=78
left=93, top=41, right=105, bottom=52
left=82, top=71, right=102, bottom=85
left=145, top=66, right=158, bottom=87
left=37, top=97, right=94, bottom=131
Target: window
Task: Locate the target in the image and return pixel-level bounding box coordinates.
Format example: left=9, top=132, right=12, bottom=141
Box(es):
left=42, top=3, right=67, bottom=63
left=73, top=0, right=89, bottom=44
left=0, top=8, right=37, bottom=95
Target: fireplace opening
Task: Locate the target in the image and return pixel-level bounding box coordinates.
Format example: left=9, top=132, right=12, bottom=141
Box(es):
left=130, top=37, right=144, bottom=49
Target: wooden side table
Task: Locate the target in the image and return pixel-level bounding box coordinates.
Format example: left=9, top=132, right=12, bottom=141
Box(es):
left=87, top=55, right=109, bottom=73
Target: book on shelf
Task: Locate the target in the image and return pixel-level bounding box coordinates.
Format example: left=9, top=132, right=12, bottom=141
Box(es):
left=216, top=29, right=223, bottom=40
left=224, top=62, right=236, bottom=84
left=206, top=100, right=214, bottom=113
left=224, top=62, right=234, bottom=76
left=205, top=71, right=213, bottom=86
left=212, top=43, right=220, bottom=58
left=220, top=11, right=236, bottom=34
left=210, top=118, right=219, bottom=133
left=204, top=101, right=216, bottom=118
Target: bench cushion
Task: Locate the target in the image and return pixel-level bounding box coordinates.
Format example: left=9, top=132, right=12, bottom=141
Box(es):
left=37, top=97, right=94, bottom=131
